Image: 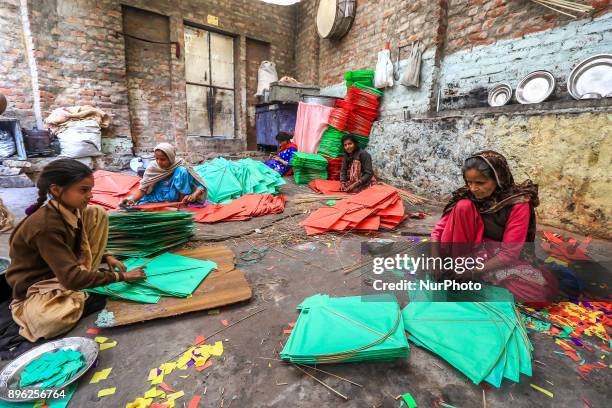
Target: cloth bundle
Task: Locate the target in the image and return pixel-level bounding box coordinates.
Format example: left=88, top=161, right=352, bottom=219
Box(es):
left=107, top=211, right=194, bottom=257
left=323, top=156, right=343, bottom=181
left=193, top=157, right=285, bottom=204
left=187, top=194, right=285, bottom=223
left=90, top=170, right=141, bottom=210
left=290, top=152, right=329, bottom=185
left=86, top=253, right=216, bottom=304
left=19, top=349, right=85, bottom=388
left=281, top=294, right=409, bottom=364
left=402, top=285, right=533, bottom=388
left=317, top=126, right=369, bottom=158
left=301, top=184, right=406, bottom=235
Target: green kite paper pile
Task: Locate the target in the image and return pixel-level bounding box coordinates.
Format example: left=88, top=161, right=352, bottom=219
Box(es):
left=193, top=157, right=285, bottom=203
left=281, top=294, right=409, bottom=364
left=317, top=126, right=370, bottom=158
left=345, top=70, right=375, bottom=89
left=107, top=211, right=194, bottom=258
left=402, top=285, right=533, bottom=388
left=290, top=152, right=329, bottom=185
left=86, top=253, right=216, bottom=304
left=19, top=349, right=85, bottom=388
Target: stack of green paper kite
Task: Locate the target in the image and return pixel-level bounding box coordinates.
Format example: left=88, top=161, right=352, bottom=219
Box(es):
left=290, top=152, right=329, bottom=184
left=281, top=294, right=409, bottom=364
left=193, top=157, right=285, bottom=203
left=86, top=252, right=216, bottom=304
left=19, top=349, right=85, bottom=388
left=317, top=126, right=370, bottom=158
left=107, top=212, right=194, bottom=258
left=345, top=70, right=375, bottom=89
left=402, top=284, right=533, bottom=388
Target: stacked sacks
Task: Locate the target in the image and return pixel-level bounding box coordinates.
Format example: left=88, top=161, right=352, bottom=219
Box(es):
left=281, top=294, right=409, bottom=364
left=290, top=152, right=329, bottom=185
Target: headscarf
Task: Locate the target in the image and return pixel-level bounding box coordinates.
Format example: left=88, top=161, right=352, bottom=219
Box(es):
left=443, top=150, right=539, bottom=215
left=278, top=142, right=298, bottom=153
left=139, top=143, right=207, bottom=194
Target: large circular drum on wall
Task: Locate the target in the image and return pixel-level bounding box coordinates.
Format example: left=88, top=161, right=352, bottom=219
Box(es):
left=316, top=0, right=356, bottom=40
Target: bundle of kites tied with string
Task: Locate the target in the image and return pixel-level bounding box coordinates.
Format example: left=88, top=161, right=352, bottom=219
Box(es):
left=317, top=71, right=383, bottom=180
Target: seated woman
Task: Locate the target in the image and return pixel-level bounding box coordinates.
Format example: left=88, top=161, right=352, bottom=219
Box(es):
left=264, top=132, right=298, bottom=175
left=340, top=134, right=376, bottom=193
left=431, top=150, right=557, bottom=305
left=122, top=143, right=207, bottom=205
left=5, top=159, right=145, bottom=342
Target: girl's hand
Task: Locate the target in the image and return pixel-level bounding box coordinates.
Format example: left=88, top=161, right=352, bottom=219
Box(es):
left=105, top=255, right=126, bottom=273
left=123, top=267, right=146, bottom=281
left=119, top=197, right=135, bottom=206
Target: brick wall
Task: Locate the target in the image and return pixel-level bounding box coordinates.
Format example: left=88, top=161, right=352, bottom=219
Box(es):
left=1, top=0, right=297, bottom=166
left=0, top=0, right=35, bottom=127
left=446, top=0, right=612, bottom=52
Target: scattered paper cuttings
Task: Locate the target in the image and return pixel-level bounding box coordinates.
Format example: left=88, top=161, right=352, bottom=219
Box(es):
left=89, top=368, right=112, bottom=384
left=400, top=392, right=417, bottom=408
left=19, top=349, right=85, bottom=388
left=99, top=341, right=118, bottom=351
left=97, top=387, right=116, bottom=398
left=530, top=383, right=554, bottom=398
left=86, top=328, right=100, bottom=335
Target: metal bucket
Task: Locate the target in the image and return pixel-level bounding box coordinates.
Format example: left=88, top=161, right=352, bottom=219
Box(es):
left=22, top=128, right=52, bottom=154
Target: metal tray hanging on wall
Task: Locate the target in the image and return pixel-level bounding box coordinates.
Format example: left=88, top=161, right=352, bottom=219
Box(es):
left=567, top=54, right=612, bottom=100
left=317, top=0, right=356, bottom=40
left=516, top=71, right=556, bottom=104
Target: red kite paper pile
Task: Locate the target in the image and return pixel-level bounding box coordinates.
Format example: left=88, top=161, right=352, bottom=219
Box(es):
left=328, top=86, right=381, bottom=137
left=323, top=156, right=343, bottom=181
left=91, top=170, right=141, bottom=210
left=301, top=185, right=405, bottom=235
left=188, top=194, right=285, bottom=223
left=308, top=179, right=348, bottom=195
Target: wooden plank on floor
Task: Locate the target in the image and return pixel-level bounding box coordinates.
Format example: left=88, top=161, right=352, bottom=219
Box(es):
left=103, top=245, right=252, bottom=327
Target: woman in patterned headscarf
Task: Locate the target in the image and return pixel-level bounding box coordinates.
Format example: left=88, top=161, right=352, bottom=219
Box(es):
left=431, top=150, right=557, bottom=305
left=121, top=143, right=207, bottom=206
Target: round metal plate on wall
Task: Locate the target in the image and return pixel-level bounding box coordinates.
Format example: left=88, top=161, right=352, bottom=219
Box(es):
left=316, top=0, right=356, bottom=40
left=488, top=83, right=513, bottom=107
left=516, top=71, right=556, bottom=104
left=567, top=54, right=612, bottom=100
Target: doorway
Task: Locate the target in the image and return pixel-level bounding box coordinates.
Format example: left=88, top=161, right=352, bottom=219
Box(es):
left=246, top=38, right=271, bottom=150
left=184, top=26, right=235, bottom=138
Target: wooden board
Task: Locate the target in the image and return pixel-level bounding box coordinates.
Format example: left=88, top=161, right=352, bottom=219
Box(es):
left=103, top=245, right=252, bottom=327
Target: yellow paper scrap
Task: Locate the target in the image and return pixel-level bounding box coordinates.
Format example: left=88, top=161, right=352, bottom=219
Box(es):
left=167, top=391, right=185, bottom=401
left=144, top=387, right=159, bottom=399
left=530, top=384, right=553, bottom=398
left=159, top=362, right=176, bottom=375
left=94, top=336, right=108, bottom=344
left=89, top=368, right=112, bottom=384
left=210, top=341, right=224, bottom=356
left=194, top=356, right=210, bottom=367
left=177, top=347, right=195, bottom=368
left=179, top=375, right=189, bottom=379
left=100, top=340, right=118, bottom=351
left=97, top=387, right=116, bottom=398
left=207, top=309, right=220, bottom=315
left=126, top=397, right=153, bottom=408
left=150, top=373, right=164, bottom=385
left=147, top=368, right=159, bottom=381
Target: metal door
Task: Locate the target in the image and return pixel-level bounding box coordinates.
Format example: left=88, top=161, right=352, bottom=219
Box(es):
left=185, top=26, right=235, bottom=138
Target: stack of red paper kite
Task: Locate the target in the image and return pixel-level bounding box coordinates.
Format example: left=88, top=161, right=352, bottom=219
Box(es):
left=187, top=194, right=285, bottom=223
left=301, top=185, right=406, bottom=235
left=327, top=86, right=381, bottom=137
left=308, top=179, right=348, bottom=195
left=323, top=156, right=343, bottom=181
left=90, top=170, right=141, bottom=210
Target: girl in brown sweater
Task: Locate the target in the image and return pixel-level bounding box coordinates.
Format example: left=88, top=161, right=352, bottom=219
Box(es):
left=5, top=159, right=145, bottom=342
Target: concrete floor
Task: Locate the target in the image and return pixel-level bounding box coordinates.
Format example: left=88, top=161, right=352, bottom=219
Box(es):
left=0, top=182, right=610, bottom=407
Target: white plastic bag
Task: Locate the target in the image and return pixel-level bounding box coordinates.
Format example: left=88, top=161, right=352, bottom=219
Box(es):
left=401, top=41, right=425, bottom=88
left=0, top=129, right=16, bottom=158
left=256, top=61, right=278, bottom=96
left=374, top=49, right=394, bottom=89
left=57, top=119, right=102, bottom=158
